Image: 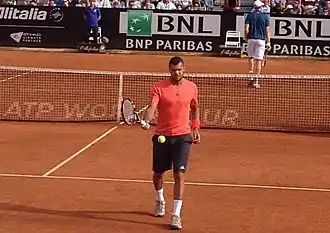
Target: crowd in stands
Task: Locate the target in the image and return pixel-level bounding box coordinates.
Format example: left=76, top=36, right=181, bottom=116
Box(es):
left=0, top=0, right=328, bottom=15
left=0, top=0, right=214, bottom=10
left=270, top=0, right=329, bottom=15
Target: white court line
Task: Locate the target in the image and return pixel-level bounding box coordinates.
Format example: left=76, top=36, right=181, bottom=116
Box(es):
left=0, top=72, right=30, bottom=83
left=42, top=124, right=121, bottom=177
left=1, top=173, right=330, bottom=193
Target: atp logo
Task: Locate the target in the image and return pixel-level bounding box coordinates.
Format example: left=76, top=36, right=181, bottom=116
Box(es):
left=10, top=32, right=23, bottom=43
left=10, top=32, right=42, bottom=44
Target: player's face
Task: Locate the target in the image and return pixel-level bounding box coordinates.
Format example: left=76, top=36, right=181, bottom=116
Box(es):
left=169, top=62, right=185, bottom=83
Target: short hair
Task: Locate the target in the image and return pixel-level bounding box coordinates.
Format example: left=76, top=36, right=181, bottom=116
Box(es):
left=169, top=56, right=184, bottom=66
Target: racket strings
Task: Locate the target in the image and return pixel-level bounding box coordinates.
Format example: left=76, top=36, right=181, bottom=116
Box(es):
left=122, top=100, right=136, bottom=124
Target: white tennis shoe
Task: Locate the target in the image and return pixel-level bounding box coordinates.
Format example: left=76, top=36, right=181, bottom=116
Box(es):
left=154, top=200, right=166, bottom=217
left=170, top=215, right=182, bottom=230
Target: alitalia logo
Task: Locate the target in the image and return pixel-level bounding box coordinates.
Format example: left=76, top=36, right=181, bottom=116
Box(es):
left=0, top=7, right=47, bottom=21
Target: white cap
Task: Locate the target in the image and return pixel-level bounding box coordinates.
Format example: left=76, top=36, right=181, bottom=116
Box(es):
left=253, top=0, right=264, bottom=7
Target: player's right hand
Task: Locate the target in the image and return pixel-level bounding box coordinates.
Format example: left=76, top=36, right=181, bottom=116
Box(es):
left=266, top=42, right=271, bottom=51
left=140, top=120, right=150, bottom=130
left=192, top=128, right=201, bottom=144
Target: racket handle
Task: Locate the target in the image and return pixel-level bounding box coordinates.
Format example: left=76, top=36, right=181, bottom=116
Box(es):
left=140, top=120, right=150, bottom=130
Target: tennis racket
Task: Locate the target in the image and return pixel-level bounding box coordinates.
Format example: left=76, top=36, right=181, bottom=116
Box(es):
left=262, top=50, right=268, bottom=67
left=121, top=98, right=148, bottom=125
left=262, top=44, right=271, bottom=67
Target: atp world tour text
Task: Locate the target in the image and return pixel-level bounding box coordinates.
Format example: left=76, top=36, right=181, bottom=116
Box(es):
left=2, top=101, right=239, bottom=126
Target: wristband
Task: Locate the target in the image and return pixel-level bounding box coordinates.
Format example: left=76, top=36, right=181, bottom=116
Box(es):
left=191, top=119, right=200, bottom=129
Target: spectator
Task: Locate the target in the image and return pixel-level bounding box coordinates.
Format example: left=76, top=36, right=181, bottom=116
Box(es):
left=130, top=0, right=142, bottom=8
left=69, top=0, right=86, bottom=7
left=251, top=0, right=270, bottom=12
left=203, top=0, right=213, bottom=10
left=193, top=0, right=206, bottom=10
left=143, top=0, right=156, bottom=8
left=62, top=0, right=69, bottom=6
left=112, top=0, right=124, bottom=7
left=176, top=3, right=183, bottom=8
left=96, top=0, right=111, bottom=7
left=156, top=0, right=177, bottom=9
left=174, top=0, right=190, bottom=8
left=184, top=0, right=194, bottom=9
left=271, top=1, right=284, bottom=13
left=0, top=0, right=16, bottom=4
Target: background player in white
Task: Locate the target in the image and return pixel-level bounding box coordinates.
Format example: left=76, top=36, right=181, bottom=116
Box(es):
left=245, top=0, right=271, bottom=88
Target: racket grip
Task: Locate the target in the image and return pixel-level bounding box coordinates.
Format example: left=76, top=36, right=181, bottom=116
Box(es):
left=140, top=120, right=150, bottom=130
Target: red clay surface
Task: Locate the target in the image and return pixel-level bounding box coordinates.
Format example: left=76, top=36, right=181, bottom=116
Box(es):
left=1, top=50, right=330, bottom=233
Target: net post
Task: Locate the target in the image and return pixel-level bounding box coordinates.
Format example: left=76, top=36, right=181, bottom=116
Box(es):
left=116, top=73, right=123, bottom=123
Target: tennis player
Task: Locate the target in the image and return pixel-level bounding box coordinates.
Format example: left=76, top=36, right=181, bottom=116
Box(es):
left=140, top=56, right=201, bottom=230
left=245, top=0, right=271, bottom=88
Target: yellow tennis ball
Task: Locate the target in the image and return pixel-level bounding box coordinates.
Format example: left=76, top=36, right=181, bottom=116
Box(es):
left=157, top=135, right=166, bottom=143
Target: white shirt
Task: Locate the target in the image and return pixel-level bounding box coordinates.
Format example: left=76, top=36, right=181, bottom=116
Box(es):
left=96, top=0, right=111, bottom=8
left=156, top=1, right=176, bottom=9
left=144, top=2, right=156, bottom=8
left=251, top=4, right=271, bottom=13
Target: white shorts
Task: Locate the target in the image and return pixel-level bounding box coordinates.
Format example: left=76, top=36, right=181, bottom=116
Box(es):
left=247, top=39, right=266, bottom=60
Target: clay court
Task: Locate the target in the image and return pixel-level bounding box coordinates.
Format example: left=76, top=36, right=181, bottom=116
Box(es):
left=1, top=50, right=330, bottom=233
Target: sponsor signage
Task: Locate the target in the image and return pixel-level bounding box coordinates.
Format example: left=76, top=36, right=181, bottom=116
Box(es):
left=271, top=42, right=330, bottom=57
left=236, top=16, right=330, bottom=41
left=237, top=15, right=330, bottom=57
left=0, top=6, right=64, bottom=23
left=77, top=43, right=106, bottom=53
left=0, top=6, right=83, bottom=48
left=272, top=18, right=330, bottom=40
left=10, top=31, right=42, bottom=44
left=124, top=38, right=214, bottom=52
left=119, top=10, right=221, bottom=37
left=218, top=46, right=242, bottom=57
left=242, top=41, right=330, bottom=57
left=118, top=10, right=221, bottom=52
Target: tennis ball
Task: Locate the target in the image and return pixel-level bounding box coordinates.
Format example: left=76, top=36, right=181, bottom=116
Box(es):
left=157, top=135, right=166, bottom=144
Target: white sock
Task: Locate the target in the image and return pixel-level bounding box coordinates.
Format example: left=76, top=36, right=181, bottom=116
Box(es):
left=173, top=199, right=183, bottom=217
left=156, top=188, right=165, bottom=202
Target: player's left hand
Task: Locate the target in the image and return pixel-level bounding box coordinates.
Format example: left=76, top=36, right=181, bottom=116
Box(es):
left=140, top=120, right=150, bottom=130
left=192, top=128, right=201, bottom=144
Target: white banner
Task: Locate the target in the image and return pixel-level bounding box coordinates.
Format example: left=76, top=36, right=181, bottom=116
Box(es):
left=236, top=15, right=330, bottom=41
left=119, top=10, right=221, bottom=37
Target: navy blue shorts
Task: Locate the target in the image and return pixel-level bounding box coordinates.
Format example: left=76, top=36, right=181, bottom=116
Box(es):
left=152, top=133, right=193, bottom=174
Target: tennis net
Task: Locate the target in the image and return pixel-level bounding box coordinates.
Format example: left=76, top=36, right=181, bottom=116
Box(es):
left=1, top=66, right=329, bottom=132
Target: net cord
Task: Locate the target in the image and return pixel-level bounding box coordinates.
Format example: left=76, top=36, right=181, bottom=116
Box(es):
left=0, top=65, right=329, bottom=79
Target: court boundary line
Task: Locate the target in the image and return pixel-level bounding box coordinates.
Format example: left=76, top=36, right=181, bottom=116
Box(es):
left=42, top=124, right=121, bottom=177
left=1, top=173, right=330, bottom=193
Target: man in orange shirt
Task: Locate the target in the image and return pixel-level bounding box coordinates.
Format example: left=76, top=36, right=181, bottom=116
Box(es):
left=141, top=56, right=201, bottom=230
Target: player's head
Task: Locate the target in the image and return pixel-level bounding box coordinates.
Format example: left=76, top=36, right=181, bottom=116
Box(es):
left=253, top=0, right=264, bottom=9
left=90, top=0, right=96, bottom=6
left=168, top=56, right=185, bottom=83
